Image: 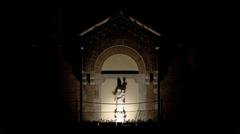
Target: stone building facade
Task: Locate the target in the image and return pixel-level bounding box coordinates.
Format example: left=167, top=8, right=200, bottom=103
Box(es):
left=57, top=13, right=188, bottom=123
left=79, top=14, right=160, bottom=122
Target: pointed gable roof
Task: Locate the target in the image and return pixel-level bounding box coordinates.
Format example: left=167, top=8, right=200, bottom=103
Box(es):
left=79, top=12, right=161, bottom=37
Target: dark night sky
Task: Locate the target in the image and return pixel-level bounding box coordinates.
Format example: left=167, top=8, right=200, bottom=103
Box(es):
left=1, top=0, right=239, bottom=133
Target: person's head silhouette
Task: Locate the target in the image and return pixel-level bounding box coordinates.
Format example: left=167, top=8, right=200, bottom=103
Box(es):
left=123, top=77, right=126, bottom=82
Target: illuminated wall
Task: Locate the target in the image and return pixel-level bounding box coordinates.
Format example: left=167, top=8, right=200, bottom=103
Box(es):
left=100, top=78, right=139, bottom=121
left=100, top=54, right=140, bottom=121
left=102, top=54, right=139, bottom=71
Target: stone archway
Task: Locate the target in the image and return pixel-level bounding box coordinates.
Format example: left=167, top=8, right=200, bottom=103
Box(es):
left=94, top=45, right=146, bottom=74
left=92, top=45, right=149, bottom=121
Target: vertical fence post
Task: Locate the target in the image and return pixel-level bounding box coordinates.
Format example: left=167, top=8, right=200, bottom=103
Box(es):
left=80, top=46, right=84, bottom=122
left=155, top=46, right=160, bottom=124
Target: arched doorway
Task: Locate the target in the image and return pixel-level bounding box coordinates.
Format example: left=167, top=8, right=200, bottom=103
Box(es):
left=93, top=46, right=148, bottom=122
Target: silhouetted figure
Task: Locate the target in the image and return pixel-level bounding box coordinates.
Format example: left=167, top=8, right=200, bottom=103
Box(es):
left=121, top=77, right=127, bottom=93
left=113, top=77, right=127, bottom=122
left=112, top=77, right=121, bottom=95
left=112, top=77, right=127, bottom=95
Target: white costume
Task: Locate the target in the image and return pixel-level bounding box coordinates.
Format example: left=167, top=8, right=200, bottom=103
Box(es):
left=114, top=88, right=126, bottom=122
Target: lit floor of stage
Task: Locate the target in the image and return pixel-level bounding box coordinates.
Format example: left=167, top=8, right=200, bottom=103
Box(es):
left=79, top=121, right=158, bottom=128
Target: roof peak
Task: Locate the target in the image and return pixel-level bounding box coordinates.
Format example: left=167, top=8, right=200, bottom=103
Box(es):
left=79, top=12, right=161, bottom=37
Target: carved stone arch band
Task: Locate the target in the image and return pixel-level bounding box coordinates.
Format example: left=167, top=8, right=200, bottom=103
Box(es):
left=94, top=45, right=146, bottom=74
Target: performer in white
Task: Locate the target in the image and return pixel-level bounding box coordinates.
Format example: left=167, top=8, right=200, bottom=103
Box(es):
left=113, top=77, right=127, bottom=123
